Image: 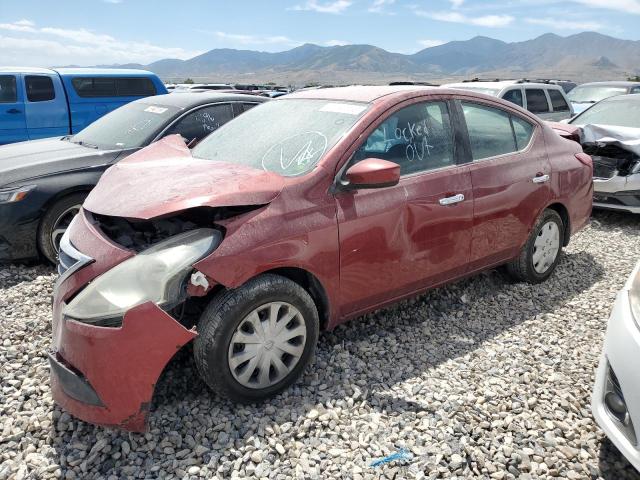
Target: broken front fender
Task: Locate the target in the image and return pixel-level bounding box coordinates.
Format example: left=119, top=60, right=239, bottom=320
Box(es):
left=51, top=302, right=196, bottom=431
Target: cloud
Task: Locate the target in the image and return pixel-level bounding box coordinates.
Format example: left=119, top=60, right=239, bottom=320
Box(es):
left=325, top=39, right=351, bottom=46
left=418, top=39, right=446, bottom=48
left=0, top=20, right=201, bottom=66
left=416, top=10, right=514, bottom=27
left=368, top=0, right=396, bottom=13
left=449, top=0, right=464, bottom=7
left=290, top=0, right=352, bottom=13
left=526, top=17, right=604, bottom=31
left=212, top=31, right=299, bottom=46
left=103, top=0, right=123, bottom=3
left=572, top=0, right=640, bottom=14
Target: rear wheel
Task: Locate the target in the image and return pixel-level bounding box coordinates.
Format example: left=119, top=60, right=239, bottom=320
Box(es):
left=506, top=209, right=564, bottom=284
left=38, top=193, right=86, bottom=264
left=194, top=274, right=319, bottom=403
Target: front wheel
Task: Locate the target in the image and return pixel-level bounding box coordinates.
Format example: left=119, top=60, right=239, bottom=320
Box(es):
left=194, top=274, right=319, bottom=403
left=506, top=209, right=564, bottom=284
left=38, top=193, right=87, bottom=264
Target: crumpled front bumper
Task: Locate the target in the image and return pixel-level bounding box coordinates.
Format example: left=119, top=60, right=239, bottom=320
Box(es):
left=51, top=209, right=196, bottom=431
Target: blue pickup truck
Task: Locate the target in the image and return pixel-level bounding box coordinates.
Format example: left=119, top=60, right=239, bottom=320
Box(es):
left=0, top=67, right=167, bottom=145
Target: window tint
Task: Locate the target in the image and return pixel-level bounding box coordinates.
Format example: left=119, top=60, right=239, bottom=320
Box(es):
left=525, top=89, right=550, bottom=113
left=548, top=90, right=569, bottom=112
left=165, top=104, right=234, bottom=144
left=25, top=76, right=55, bottom=102
left=354, top=101, right=455, bottom=176
left=0, top=75, right=17, bottom=103
left=242, top=102, right=260, bottom=112
left=511, top=116, right=535, bottom=150
left=462, top=102, right=517, bottom=160
left=502, top=89, right=523, bottom=107
left=72, top=77, right=156, bottom=97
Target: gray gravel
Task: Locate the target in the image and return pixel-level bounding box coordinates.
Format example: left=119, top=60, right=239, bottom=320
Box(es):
left=1, top=210, right=640, bottom=479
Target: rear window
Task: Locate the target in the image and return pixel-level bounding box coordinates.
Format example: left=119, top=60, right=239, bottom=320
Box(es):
left=71, top=77, right=156, bottom=97
left=525, top=89, right=549, bottom=113
left=0, top=75, right=17, bottom=103
left=548, top=90, right=569, bottom=112
left=26, top=76, right=55, bottom=102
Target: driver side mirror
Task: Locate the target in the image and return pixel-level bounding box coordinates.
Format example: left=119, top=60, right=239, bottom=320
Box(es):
left=343, top=158, right=400, bottom=190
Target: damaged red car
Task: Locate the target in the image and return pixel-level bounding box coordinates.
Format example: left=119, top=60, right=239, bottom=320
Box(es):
left=51, top=86, right=593, bottom=430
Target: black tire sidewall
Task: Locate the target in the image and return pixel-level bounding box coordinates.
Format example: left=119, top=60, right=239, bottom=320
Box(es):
left=194, top=275, right=319, bottom=403
left=526, top=210, right=564, bottom=283
left=38, top=193, right=87, bottom=264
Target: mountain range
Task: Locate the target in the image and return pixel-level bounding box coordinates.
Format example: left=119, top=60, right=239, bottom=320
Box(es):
left=109, top=32, right=640, bottom=85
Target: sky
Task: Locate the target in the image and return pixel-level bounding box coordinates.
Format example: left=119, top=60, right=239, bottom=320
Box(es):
left=0, top=0, right=638, bottom=66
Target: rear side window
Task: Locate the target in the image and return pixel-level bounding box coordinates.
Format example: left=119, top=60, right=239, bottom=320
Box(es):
left=502, top=89, right=523, bottom=107
left=462, top=102, right=516, bottom=160
left=548, top=90, right=569, bottom=112
left=511, top=116, right=535, bottom=150
left=25, top=76, right=55, bottom=102
left=164, top=103, right=234, bottom=144
left=525, top=89, right=550, bottom=113
left=0, top=75, right=17, bottom=103
left=630, top=86, right=640, bottom=94
left=72, top=77, right=156, bottom=97
left=242, top=102, right=260, bottom=112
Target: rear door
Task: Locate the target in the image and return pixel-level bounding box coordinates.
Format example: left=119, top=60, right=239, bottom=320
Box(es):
left=336, top=98, right=474, bottom=316
left=23, top=74, right=69, bottom=139
left=456, top=99, right=550, bottom=271
left=0, top=74, right=27, bottom=144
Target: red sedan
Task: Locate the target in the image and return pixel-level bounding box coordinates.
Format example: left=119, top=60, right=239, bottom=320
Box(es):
left=50, top=86, right=593, bottom=430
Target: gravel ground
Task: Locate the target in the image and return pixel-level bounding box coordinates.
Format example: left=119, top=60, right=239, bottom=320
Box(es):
left=1, top=210, right=640, bottom=480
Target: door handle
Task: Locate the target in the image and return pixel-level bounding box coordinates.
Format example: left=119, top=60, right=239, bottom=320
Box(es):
left=532, top=174, right=550, bottom=184
left=6, top=108, right=21, bottom=114
left=439, top=193, right=465, bottom=206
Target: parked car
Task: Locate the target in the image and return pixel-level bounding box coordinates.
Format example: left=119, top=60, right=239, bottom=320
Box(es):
left=172, top=83, right=233, bottom=92
left=50, top=86, right=592, bottom=431
left=443, top=79, right=574, bottom=121
left=0, top=92, right=267, bottom=263
left=0, top=68, right=167, bottom=145
left=530, top=79, right=577, bottom=94
left=568, top=81, right=640, bottom=115
left=551, top=94, right=640, bottom=214
left=592, top=260, right=640, bottom=471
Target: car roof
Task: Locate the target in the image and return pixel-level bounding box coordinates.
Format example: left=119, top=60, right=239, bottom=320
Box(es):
left=137, top=92, right=269, bottom=109
left=576, top=81, right=640, bottom=88
left=54, top=68, right=157, bottom=76
left=284, top=85, right=445, bottom=103
left=445, top=81, right=563, bottom=90
left=0, top=66, right=56, bottom=74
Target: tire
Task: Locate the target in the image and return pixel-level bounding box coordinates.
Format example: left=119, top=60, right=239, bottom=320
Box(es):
left=194, top=274, right=319, bottom=403
left=37, top=193, right=87, bottom=264
left=506, top=209, right=564, bottom=284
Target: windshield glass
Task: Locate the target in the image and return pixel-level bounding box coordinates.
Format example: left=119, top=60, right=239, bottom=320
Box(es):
left=71, top=102, right=180, bottom=149
left=192, top=99, right=369, bottom=176
left=570, top=99, right=640, bottom=128
left=567, top=86, right=627, bottom=104
left=447, top=86, right=501, bottom=96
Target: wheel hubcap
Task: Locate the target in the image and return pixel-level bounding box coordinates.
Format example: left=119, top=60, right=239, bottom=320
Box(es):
left=532, top=220, right=560, bottom=274
left=228, top=302, right=307, bottom=389
left=51, top=205, right=82, bottom=254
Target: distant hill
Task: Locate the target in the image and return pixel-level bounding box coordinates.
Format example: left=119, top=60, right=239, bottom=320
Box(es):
left=105, top=32, right=640, bottom=84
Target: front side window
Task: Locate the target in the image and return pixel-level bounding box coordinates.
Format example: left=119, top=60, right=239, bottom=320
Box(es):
left=502, top=89, right=523, bottom=107
left=548, top=90, right=569, bottom=112
left=164, top=104, right=234, bottom=144
left=0, top=75, right=17, bottom=103
left=352, top=101, right=455, bottom=176
left=525, top=89, right=550, bottom=113
left=25, top=76, right=55, bottom=102
left=192, top=99, right=369, bottom=177
left=462, top=102, right=517, bottom=160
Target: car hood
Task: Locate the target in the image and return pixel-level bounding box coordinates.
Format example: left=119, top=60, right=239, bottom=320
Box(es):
left=0, top=137, right=121, bottom=187
left=83, top=135, right=285, bottom=220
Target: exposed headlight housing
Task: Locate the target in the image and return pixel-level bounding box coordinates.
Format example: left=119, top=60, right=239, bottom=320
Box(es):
left=64, top=228, right=221, bottom=324
left=630, top=263, right=640, bottom=327
left=0, top=185, right=36, bottom=204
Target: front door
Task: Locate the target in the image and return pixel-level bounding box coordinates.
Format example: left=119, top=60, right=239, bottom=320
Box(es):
left=457, top=100, right=551, bottom=270
left=336, top=99, right=474, bottom=317
left=0, top=74, right=27, bottom=145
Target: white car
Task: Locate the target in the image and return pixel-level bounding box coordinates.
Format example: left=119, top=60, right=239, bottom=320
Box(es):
left=443, top=80, right=574, bottom=121
left=592, top=261, right=640, bottom=471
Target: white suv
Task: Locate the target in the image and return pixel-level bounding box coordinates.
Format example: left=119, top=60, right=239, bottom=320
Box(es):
left=442, top=79, right=574, bottom=121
